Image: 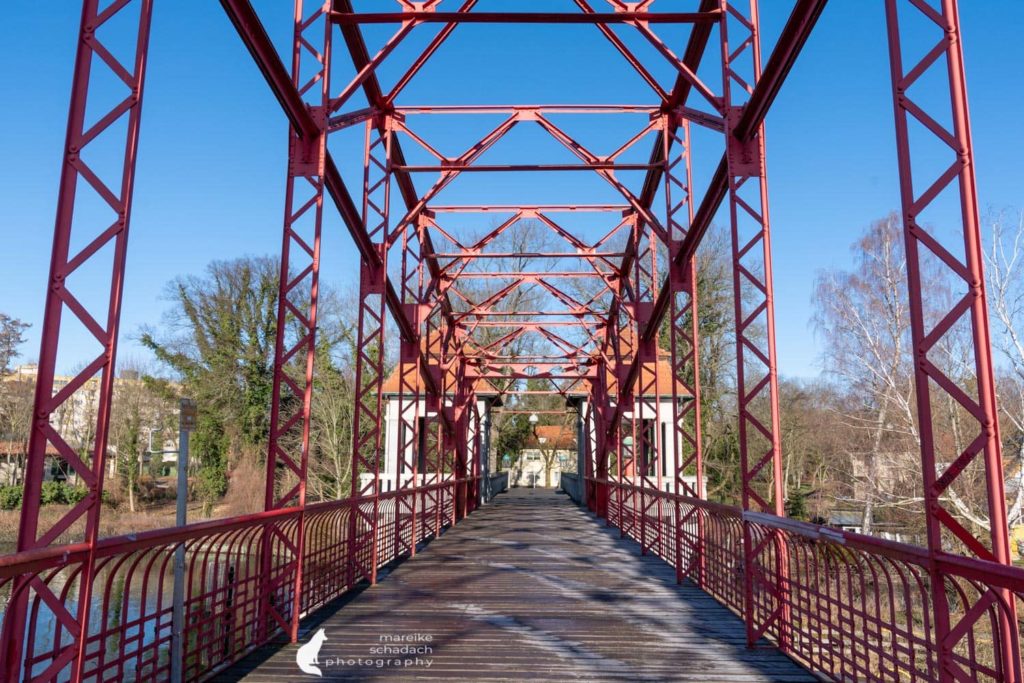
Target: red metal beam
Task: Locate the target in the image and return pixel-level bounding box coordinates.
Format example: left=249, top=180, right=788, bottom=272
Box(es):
left=733, top=0, right=828, bottom=141
left=622, top=0, right=828, bottom=392
left=1, top=1, right=155, bottom=680
left=219, top=0, right=319, bottom=140
left=218, top=0, right=450, bottom=404
left=331, top=11, right=721, bottom=25
left=885, top=0, right=1020, bottom=676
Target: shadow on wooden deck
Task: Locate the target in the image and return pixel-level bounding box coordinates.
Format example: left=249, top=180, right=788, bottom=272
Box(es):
left=215, top=487, right=815, bottom=682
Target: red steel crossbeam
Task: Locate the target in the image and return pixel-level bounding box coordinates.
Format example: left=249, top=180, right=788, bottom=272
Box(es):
left=0, top=2, right=154, bottom=680
left=461, top=321, right=599, bottom=329
left=426, top=211, right=623, bottom=294
left=388, top=111, right=670, bottom=244
left=331, top=1, right=464, bottom=450
left=331, top=11, right=721, bottom=25
left=475, top=372, right=593, bottom=381
left=220, top=0, right=444, bottom=407
left=884, top=0, right=1020, bottom=677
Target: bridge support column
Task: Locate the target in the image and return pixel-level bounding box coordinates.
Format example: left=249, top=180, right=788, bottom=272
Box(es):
left=348, top=116, right=393, bottom=587
left=662, top=117, right=705, bottom=587
left=718, top=0, right=791, bottom=651
left=885, top=1, right=1021, bottom=679
left=590, top=359, right=612, bottom=519
left=260, top=0, right=332, bottom=645
left=394, top=225, right=427, bottom=558
left=631, top=226, right=659, bottom=557
left=0, top=1, right=154, bottom=680
left=451, top=359, right=471, bottom=522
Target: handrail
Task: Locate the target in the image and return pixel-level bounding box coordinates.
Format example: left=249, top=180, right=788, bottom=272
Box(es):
left=0, top=477, right=479, bottom=579
left=590, top=475, right=1024, bottom=680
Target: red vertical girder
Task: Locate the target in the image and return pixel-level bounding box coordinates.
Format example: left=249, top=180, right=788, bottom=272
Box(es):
left=451, top=358, right=471, bottom=521
left=633, top=207, right=660, bottom=557
left=663, top=116, right=706, bottom=586
left=348, top=118, right=392, bottom=585
left=612, top=264, right=638, bottom=540
left=589, top=359, right=611, bottom=518
left=583, top=399, right=596, bottom=510
left=435, top=325, right=457, bottom=529
left=394, top=219, right=426, bottom=558
left=261, top=0, right=332, bottom=644
left=719, top=0, right=790, bottom=650
left=419, top=310, right=438, bottom=534
left=884, top=0, right=1021, bottom=678
left=0, top=1, right=154, bottom=680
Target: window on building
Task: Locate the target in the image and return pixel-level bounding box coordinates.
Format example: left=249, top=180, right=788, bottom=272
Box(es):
left=417, top=416, right=428, bottom=474
left=661, top=421, right=668, bottom=479
left=398, top=416, right=430, bottom=475
left=639, top=419, right=657, bottom=477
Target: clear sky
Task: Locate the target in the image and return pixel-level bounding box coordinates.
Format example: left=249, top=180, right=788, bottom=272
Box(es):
left=1, top=2, right=1022, bottom=380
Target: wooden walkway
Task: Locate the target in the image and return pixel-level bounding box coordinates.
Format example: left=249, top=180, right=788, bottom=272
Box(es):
left=220, top=488, right=814, bottom=682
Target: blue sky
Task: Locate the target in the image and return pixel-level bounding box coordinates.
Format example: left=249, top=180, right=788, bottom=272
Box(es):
left=1, top=2, right=1022, bottom=380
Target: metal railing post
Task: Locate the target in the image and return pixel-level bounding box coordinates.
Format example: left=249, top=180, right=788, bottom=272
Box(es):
left=171, top=399, right=196, bottom=683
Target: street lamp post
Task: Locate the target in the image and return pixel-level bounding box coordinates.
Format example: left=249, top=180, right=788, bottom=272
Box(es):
left=171, top=399, right=196, bottom=683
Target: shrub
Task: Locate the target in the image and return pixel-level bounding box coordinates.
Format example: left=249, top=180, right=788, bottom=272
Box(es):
left=40, top=480, right=66, bottom=505
left=64, top=485, right=89, bottom=505
left=196, top=466, right=228, bottom=501
left=0, top=485, right=22, bottom=510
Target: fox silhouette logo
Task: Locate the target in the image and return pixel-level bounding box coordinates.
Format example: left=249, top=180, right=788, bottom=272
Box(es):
left=296, top=627, right=327, bottom=677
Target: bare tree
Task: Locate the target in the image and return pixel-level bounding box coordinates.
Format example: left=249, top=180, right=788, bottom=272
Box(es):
left=984, top=207, right=1024, bottom=529
left=814, top=214, right=919, bottom=534
left=308, top=345, right=357, bottom=501
left=814, top=213, right=1011, bottom=539
left=109, top=361, right=176, bottom=512
left=0, top=376, right=33, bottom=484
left=0, top=314, right=30, bottom=375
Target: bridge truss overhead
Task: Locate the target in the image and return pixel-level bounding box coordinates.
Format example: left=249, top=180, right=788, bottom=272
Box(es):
left=1, top=1, right=1023, bottom=682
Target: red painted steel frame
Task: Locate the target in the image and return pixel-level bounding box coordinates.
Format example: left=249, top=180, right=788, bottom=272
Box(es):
left=663, top=116, right=706, bottom=585
left=719, top=0, right=790, bottom=649
left=885, top=0, right=1019, bottom=677
left=1, top=1, right=154, bottom=680
left=6, top=1, right=1024, bottom=681
left=261, top=0, right=332, bottom=644
left=348, top=117, right=392, bottom=586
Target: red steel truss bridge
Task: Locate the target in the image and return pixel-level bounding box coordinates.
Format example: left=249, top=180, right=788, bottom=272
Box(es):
left=2, top=1, right=1023, bottom=681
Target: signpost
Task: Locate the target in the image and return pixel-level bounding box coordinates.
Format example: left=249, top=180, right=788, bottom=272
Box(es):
left=171, top=398, right=196, bottom=683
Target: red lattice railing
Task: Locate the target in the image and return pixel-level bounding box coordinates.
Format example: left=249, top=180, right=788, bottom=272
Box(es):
left=601, top=479, right=1024, bottom=681
left=0, top=480, right=472, bottom=682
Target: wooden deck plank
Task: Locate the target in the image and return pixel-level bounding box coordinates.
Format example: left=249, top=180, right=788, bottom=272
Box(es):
left=217, top=488, right=815, bottom=682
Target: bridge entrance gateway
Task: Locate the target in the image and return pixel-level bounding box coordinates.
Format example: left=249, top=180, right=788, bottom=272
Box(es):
left=0, top=2, right=1022, bottom=682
